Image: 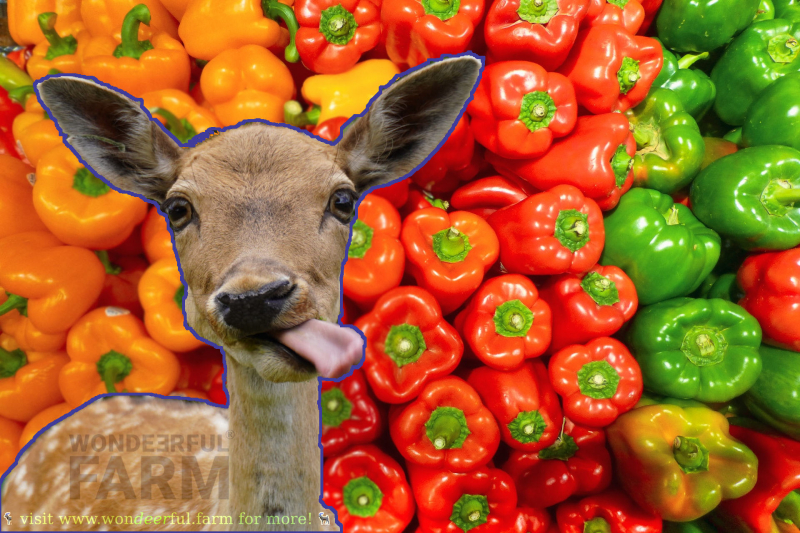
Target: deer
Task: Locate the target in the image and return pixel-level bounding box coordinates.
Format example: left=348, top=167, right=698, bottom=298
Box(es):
left=0, top=56, right=482, bottom=531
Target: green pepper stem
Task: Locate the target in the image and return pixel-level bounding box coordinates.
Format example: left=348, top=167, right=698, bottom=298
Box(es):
left=96, top=350, right=133, bottom=393
left=584, top=518, right=612, bottom=533
left=432, top=227, right=472, bottom=263
left=384, top=324, right=426, bottom=367
left=94, top=250, right=123, bottom=275
left=8, top=85, right=35, bottom=106
left=38, top=12, right=78, bottom=59
left=673, top=436, right=710, bottom=473
left=0, top=293, right=28, bottom=317
left=343, top=477, right=383, bottom=518
left=0, top=347, right=27, bottom=379
left=424, top=194, right=449, bottom=210
left=677, top=51, right=709, bottom=69
left=555, top=209, right=590, bottom=252
left=283, top=101, right=321, bottom=127
left=113, top=4, right=155, bottom=59
left=262, top=0, right=300, bottom=63
left=73, top=167, right=111, bottom=197
left=772, top=187, right=800, bottom=205
left=150, top=107, right=196, bottom=144
left=426, top=407, right=469, bottom=450
left=775, top=490, right=800, bottom=527
left=450, top=494, right=489, bottom=532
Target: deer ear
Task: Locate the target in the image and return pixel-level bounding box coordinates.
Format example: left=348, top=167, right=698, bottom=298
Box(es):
left=337, top=56, right=482, bottom=194
left=36, top=76, right=182, bottom=204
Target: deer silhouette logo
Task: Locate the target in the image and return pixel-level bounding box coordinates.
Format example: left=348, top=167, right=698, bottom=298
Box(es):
left=4, top=512, right=11, bottom=525
left=318, top=512, right=330, bottom=526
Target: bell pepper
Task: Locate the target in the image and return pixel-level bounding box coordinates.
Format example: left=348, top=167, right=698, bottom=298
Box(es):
left=300, top=59, right=400, bottom=124
left=503, top=418, right=613, bottom=509
left=600, top=188, right=721, bottom=305
left=59, top=306, right=181, bottom=406
left=81, top=5, right=191, bottom=98
left=381, top=0, right=485, bottom=67
left=0, top=87, right=23, bottom=160
left=558, top=25, right=662, bottom=114
left=511, top=507, right=552, bottom=533
left=19, top=402, right=71, bottom=448
left=739, top=248, right=800, bottom=352
left=141, top=207, right=175, bottom=263
left=81, top=0, right=179, bottom=38
left=585, top=0, right=645, bottom=34
left=390, top=376, right=500, bottom=472
left=487, top=114, right=634, bottom=210
left=449, top=175, right=531, bottom=218
left=174, top=345, right=224, bottom=393
left=0, top=56, right=34, bottom=94
left=409, top=463, right=519, bottom=533
left=742, top=72, right=800, bottom=151
left=312, top=115, right=349, bottom=141
left=0, top=155, right=47, bottom=239
left=32, top=145, right=149, bottom=249
left=653, top=40, right=716, bottom=119
left=0, top=415, right=23, bottom=475
left=179, top=0, right=298, bottom=61
left=207, top=367, right=226, bottom=405
left=355, top=286, right=463, bottom=404
left=0, top=302, right=66, bottom=353
left=8, top=0, right=82, bottom=46
left=95, top=252, right=147, bottom=318
left=323, top=445, right=415, bottom=533
left=487, top=184, right=605, bottom=276
left=555, top=489, right=662, bottom=533
left=693, top=272, right=745, bottom=303
left=411, top=115, right=482, bottom=194
left=549, top=338, right=643, bottom=428
left=711, top=19, right=800, bottom=126
left=12, top=91, right=61, bottom=168
left=456, top=274, right=552, bottom=370
left=606, top=403, right=759, bottom=522
left=142, top=89, right=221, bottom=143
left=656, top=0, right=759, bottom=52
left=0, top=231, right=105, bottom=335
left=296, top=0, right=381, bottom=74
left=539, top=265, right=637, bottom=354
left=663, top=520, right=717, bottom=533
left=690, top=145, right=800, bottom=251
left=200, top=44, right=295, bottom=127
left=370, top=180, right=410, bottom=210
left=343, top=194, right=404, bottom=310
left=625, top=88, right=705, bottom=194
left=701, top=137, right=738, bottom=170
left=26, top=14, right=90, bottom=81
left=744, top=345, right=800, bottom=440
left=483, top=0, right=592, bottom=71
left=401, top=208, right=499, bottom=315
left=401, top=187, right=451, bottom=218
left=321, top=369, right=381, bottom=457
left=466, top=61, right=577, bottom=160
left=139, top=257, right=205, bottom=353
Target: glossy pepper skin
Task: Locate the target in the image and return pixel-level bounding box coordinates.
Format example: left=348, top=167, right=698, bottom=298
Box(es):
left=0, top=415, right=23, bottom=474
left=0, top=155, right=47, bottom=239
left=26, top=13, right=90, bottom=81
left=744, top=345, right=800, bottom=440
left=142, top=89, right=221, bottom=143
left=712, top=19, right=800, bottom=126
left=585, top=0, right=645, bottom=34
left=449, top=175, right=531, bottom=218
left=207, top=368, right=226, bottom=405
left=558, top=25, right=662, bottom=114
left=625, top=88, right=705, bottom=194
left=96, top=252, right=147, bottom=318
left=663, top=520, right=716, bottom=533
left=555, top=489, right=662, bottom=533
left=600, top=188, right=721, bottom=305
left=321, top=369, right=381, bottom=457
left=469, top=361, right=562, bottom=451
left=0, top=88, right=23, bottom=160
left=503, top=418, right=613, bottom=509
left=488, top=114, right=635, bottom=210
left=355, top=287, right=463, bottom=404
left=653, top=39, right=716, bottom=119
left=59, top=307, right=181, bottom=406
left=742, top=72, right=800, bottom=151
left=739, top=248, right=800, bottom=352
left=8, top=0, right=82, bottom=46
left=411, top=115, right=482, bottom=194
left=0, top=301, right=66, bottom=353
left=607, top=403, right=759, bottom=522
left=690, top=146, right=800, bottom=251
left=141, top=207, right=175, bottom=263
left=323, top=445, right=415, bottom=533
left=466, top=61, right=577, bottom=160
left=80, top=0, right=178, bottom=38
left=488, top=184, right=605, bottom=276
left=12, top=92, right=61, bottom=168
left=656, top=0, right=759, bottom=53
left=402, top=208, right=499, bottom=315
left=343, top=194, right=405, bottom=310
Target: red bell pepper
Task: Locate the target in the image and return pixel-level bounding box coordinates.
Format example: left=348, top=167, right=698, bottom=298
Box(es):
left=343, top=194, right=405, bottom=310
left=558, top=25, right=662, bottom=114
left=341, top=296, right=361, bottom=325
left=381, top=0, right=485, bottom=67
left=487, top=184, right=605, bottom=276
left=409, top=463, right=519, bottom=533
left=468, top=361, right=563, bottom=451
left=312, top=116, right=349, bottom=141
left=467, top=61, right=578, bottom=160
left=637, top=0, right=662, bottom=34
left=411, top=115, right=482, bottom=194
left=539, top=265, right=638, bottom=354
left=487, top=113, right=635, bottom=211
left=95, top=252, right=147, bottom=319
left=321, top=368, right=382, bottom=457
left=503, top=418, right=613, bottom=508
left=323, top=444, right=415, bottom=533
left=511, top=507, right=553, bottom=533
left=484, top=0, right=592, bottom=70
left=449, top=176, right=532, bottom=219
left=0, top=87, right=24, bottom=159
left=370, top=180, right=411, bottom=210
left=402, top=208, right=500, bottom=315
left=401, top=187, right=450, bottom=218
left=456, top=274, right=552, bottom=370
left=355, top=287, right=463, bottom=404
left=585, top=0, right=645, bottom=34
left=390, top=375, right=500, bottom=472
left=549, top=337, right=643, bottom=428
left=208, top=368, right=227, bottom=405
left=738, top=248, right=800, bottom=352
left=555, top=489, right=662, bottom=533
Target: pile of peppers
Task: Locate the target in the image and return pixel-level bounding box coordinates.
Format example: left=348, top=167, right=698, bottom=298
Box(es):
left=2, top=0, right=800, bottom=528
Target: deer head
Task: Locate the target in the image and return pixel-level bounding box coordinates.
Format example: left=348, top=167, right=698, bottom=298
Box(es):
left=37, top=56, right=481, bottom=384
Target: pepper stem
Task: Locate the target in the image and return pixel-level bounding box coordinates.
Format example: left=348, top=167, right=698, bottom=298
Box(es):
left=432, top=227, right=472, bottom=263
left=94, top=250, right=123, bottom=275
left=538, top=434, right=579, bottom=461
left=174, top=285, right=185, bottom=309
left=665, top=206, right=681, bottom=225
left=775, top=490, right=800, bottom=527
left=425, top=406, right=470, bottom=450
left=73, top=167, right=111, bottom=197
left=677, top=51, right=709, bottom=69
left=384, top=324, right=426, bottom=367
left=262, top=0, right=300, bottom=62
left=113, top=4, right=155, bottom=60
left=96, top=350, right=133, bottom=393
left=673, top=436, right=710, bottom=474
left=610, top=144, right=633, bottom=187
left=283, top=101, right=321, bottom=127
left=421, top=0, right=461, bottom=20
left=319, top=4, right=358, bottom=45
left=584, top=518, right=612, bottom=533
left=772, top=187, right=800, bottom=205
left=581, top=271, right=620, bottom=306
left=493, top=299, right=534, bottom=338
left=681, top=326, right=726, bottom=366
left=617, top=57, right=641, bottom=95
left=450, top=494, right=489, bottom=532
left=554, top=209, right=590, bottom=252
left=8, top=85, right=35, bottom=106
left=348, top=219, right=374, bottom=259
left=150, top=108, right=197, bottom=144
left=0, top=293, right=28, bottom=317
left=577, top=360, right=620, bottom=399
left=0, top=347, right=27, bottom=379
left=507, top=410, right=545, bottom=444
left=342, top=477, right=383, bottom=518
left=320, top=387, right=353, bottom=427
left=424, top=192, right=449, bottom=210
left=38, top=13, right=78, bottom=60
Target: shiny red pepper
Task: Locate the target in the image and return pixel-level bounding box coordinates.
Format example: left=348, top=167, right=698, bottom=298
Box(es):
left=371, top=180, right=411, bottom=210
left=312, top=116, right=349, bottom=141
left=555, top=489, right=662, bottom=533
left=0, top=87, right=24, bottom=159
left=401, top=186, right=451, bottom=218
left=207, top=368, right=227, bottom=405
left=511, top=507, right=553, bottom=533
left=410, top=115, right=482, bottom=194
left=585, top=0, right=645, bottom=34
left=449, top=175, right=532, bottom=219
left=636, top=0, right=662, bottom=33
left=321, top=368, right=382, bottom=457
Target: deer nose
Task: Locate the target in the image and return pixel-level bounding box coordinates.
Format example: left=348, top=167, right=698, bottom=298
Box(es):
left=216, top=280, right=295, bottom=335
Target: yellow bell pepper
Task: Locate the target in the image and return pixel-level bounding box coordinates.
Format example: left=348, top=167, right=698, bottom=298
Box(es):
left=80, top=0, right=178, bottom=38
left=26, top=13, right=91, bottom=80
left=8, top=0, right=82, bottom=46
left=142, top=88, right=220, bottom=143
left=11, top=90, right=62, bottom=168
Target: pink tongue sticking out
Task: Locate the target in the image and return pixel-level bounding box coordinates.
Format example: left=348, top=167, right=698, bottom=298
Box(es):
left=275, top=319, right=364, bottom=379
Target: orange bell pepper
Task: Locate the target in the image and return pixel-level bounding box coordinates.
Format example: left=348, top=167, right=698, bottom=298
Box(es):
left=179, top=0, right=298, bottom=61
left=0, top=333, right=68, bottom=422
left=32, top=145, right=149, bottom=249
left=200, top=44, right=296, bottom=127
left=59, top=307, right=181, bottom=406
left=82, top=5, right=190, bottom=98
left=11, top=90, right=62, bottom=168
left=80, top=0, right=179, bottom=38
left=159, top=0, right=190, bottom=20
left=142, top=88, right=221, bottom=143
left=8, top=0, right=82, bottom=46
left=0, top=231, right=105, bottom=335
left=26, top=13, right=91, bottom=80
left=19, top=402, right=71, bottom=448
left=0, top=309, right=66, bottom=353
left=0, top=415, right=23, bottom=474
left=141, top=207, right=175, bottom=263
left=139, top=257, right=205, bottom=352
left=95, top=252, right=147, bottom=318
left=0, top=155, right=47, bottom=239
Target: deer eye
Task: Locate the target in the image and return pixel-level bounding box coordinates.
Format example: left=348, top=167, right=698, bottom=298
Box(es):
left=328, top=189, right=356, bottom=223
left=163, top=197, right=194, bottom=231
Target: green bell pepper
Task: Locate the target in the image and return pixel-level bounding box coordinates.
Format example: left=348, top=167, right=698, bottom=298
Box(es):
left=656, top=0, right=760, bottom=53
left=625, top=88, right=706, bottom=194
left=742, top=72, right=800, bottom=151
left=690, top=145, right=800, bottom=250
left=627, top=297, right=763, bottom=403
left=664, top=519, right=719, bottom=533
left=711, top=18, right=800, bottom=125
left=600, top=188, right=720, bottom=305
left=744, top=345, right=800, bottom=440
left=653, top=40, right=717, bottom=119
left=756, top=0, right=777, bottom=21
left=695, top=273, right=745, bottom=302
